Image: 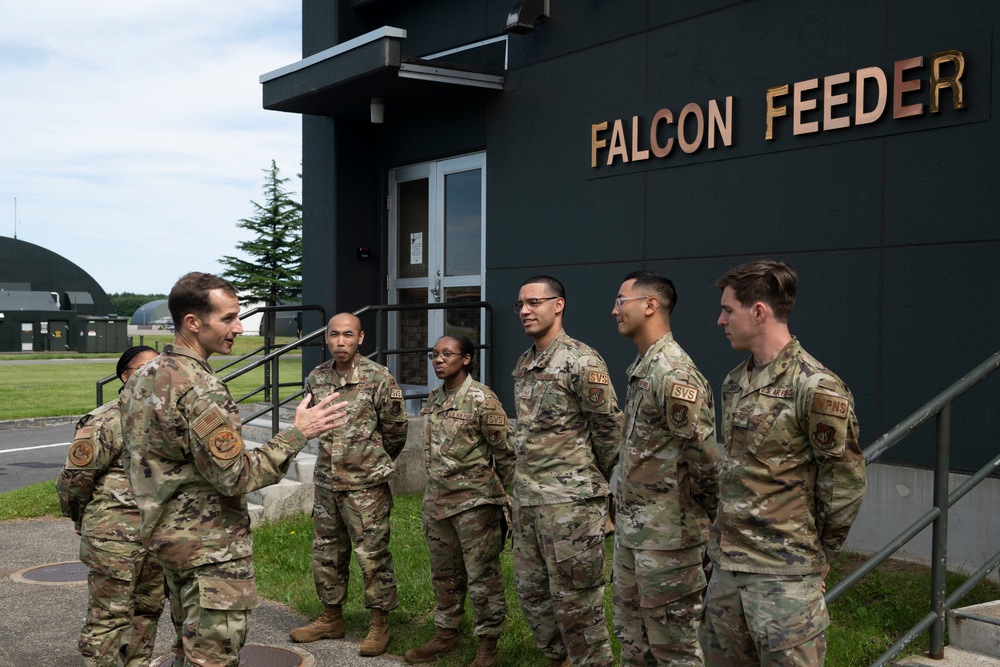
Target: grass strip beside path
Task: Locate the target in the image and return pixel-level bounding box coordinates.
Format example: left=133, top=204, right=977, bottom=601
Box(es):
left=3, top=482, right=999, bottom=666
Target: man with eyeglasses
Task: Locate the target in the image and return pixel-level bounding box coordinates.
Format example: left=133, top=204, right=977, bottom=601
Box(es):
left=510, top=275, right=622, bottom=667
left=610, top=270, right=721, bottom=666
left=290, top=312, right=408, bottom=657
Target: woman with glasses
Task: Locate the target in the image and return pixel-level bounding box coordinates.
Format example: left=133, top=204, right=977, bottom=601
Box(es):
left=404, top=334, right=515, bottom=667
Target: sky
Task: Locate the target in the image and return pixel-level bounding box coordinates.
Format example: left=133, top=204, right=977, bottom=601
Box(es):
left=1, top=2, right=304, bottom=295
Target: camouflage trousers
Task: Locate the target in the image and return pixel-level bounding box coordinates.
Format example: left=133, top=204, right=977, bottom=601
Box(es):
left=312, top=483, right=398, bottom=611
left=612, top=540, right=707, bottom=666
left=514, top=497, right=612, bottom=667
left=700, top=566, right=828, bottom=666
left=422, top=502, right=507, bottom=637
left=164, top=556, right=256, bottom=667
left=78, top=538, right=166, bottom=667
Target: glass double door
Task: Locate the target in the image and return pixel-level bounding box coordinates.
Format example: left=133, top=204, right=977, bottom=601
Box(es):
left=388, top=153, right=486, bottom=398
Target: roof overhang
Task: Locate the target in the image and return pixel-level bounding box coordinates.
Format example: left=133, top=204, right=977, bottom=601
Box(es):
left=260, top=26, right=505, bottom=117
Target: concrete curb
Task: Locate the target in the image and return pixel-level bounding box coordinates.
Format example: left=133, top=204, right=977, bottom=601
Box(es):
left=0, top=415, right=81, bottom=431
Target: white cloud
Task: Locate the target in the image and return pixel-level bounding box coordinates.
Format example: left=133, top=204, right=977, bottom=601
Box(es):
left=0, top=1, right=304, bottom=294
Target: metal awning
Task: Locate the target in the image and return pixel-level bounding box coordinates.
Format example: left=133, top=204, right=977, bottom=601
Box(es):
left=260, top=26, right=505, bottom=117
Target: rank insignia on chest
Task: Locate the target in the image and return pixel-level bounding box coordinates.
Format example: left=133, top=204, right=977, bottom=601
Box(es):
left=589, top=387, right=605, bottom=406
left=588, top=371, right=610, bottom=385
left=637, top=379, right=650, bottom=391
left=69, top=440, right=95, bottom=467
left=670, top=403, right=689, bottom=428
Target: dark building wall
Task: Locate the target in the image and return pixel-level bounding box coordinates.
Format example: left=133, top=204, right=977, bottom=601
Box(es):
left=300, top=0, right=1000, bottom=471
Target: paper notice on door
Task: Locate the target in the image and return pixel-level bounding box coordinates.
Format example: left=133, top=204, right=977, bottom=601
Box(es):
left=410, top=232, right=423, bottom=265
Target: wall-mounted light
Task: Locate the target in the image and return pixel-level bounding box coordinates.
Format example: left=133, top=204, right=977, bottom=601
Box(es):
left=504, top=0, right=550, bottom=34
left=371, top=98, right=384, bottom=124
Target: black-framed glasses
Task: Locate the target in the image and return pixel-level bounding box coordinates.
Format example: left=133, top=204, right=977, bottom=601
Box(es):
left=428, top=350, right=461, bottom=360
left=511, top=296, right=559, bottom=312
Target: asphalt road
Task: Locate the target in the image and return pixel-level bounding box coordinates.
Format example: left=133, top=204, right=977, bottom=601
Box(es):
left=0, top=423, right=75, bottom=494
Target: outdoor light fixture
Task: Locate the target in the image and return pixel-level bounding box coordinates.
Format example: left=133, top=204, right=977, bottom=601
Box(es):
left=504, top=0, right=550, bottom=34
left=370, top=98, right=384, bottom=124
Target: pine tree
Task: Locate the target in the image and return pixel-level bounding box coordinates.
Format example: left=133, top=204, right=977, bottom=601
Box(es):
left=220, top=160, right=302, bottom=306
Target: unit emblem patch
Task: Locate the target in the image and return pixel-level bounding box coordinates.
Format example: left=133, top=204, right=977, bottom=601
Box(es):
left=69, top=441, right=95, bottom=467
left=589, top=388, right=605, bottom=406
left=670, top=403, right=689, bottom=429
left=208, top=427, right=243, bottom=460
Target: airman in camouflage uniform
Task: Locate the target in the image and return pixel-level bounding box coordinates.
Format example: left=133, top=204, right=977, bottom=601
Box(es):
left=511, top=276, right=622, bottom=667
left=703, top=260, right=867, bottom=666
left=290, top=312, right=408, bottom=657
left=122, top=272, right=347, bottom=667
left=57, top=346, right=166, bottom=667
left=610, top=271, right=720, bottom=666
left=405, top=334, right=515, bottom=667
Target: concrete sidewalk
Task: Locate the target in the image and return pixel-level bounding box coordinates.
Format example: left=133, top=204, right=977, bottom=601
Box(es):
left=0, top=518, right=405, bottom=667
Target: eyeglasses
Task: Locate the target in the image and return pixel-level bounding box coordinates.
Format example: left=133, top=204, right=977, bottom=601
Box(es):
left=511, top=296, right=559, bottom=312
left=428, top=350, right=462, bottom=360
left=613, top=295, right=651, bottom=309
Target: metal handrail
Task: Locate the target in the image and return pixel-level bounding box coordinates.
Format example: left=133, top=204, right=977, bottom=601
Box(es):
left=825, top=349, right=1000, bottom=666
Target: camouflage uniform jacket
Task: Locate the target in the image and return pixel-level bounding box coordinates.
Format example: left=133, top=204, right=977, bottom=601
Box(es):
left=122, top=344, right=309, bottom=571
left=614, top=332, right=721, bottom=551
left=56, top=396, right=142, bottom=543
left=511, top=329, right=622, bottom=507
left=306, top=355, right=408, bottom=491
left=708, top=337, right=867, bottom=575
left=420, top=374, right=515, bottom=520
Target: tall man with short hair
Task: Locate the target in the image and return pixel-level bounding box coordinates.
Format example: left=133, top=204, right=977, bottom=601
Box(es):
left=290, top=312, right=408, bottom=657
left=702, top=260, right=867, bottom=665
left=511, top=275, right=622, bottom=667
left=123, top=272, right=348, bottom=667
left=611, top=270, right=720, bottom=666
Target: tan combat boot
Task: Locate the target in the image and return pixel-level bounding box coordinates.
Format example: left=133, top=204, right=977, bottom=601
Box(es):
left=359, top=608, right=390, bottom=656
left=404, top=627, right=460, bottom=664
left=289, top=604, right=345, bottom=643
left=467, top=636, right=498, bottom=667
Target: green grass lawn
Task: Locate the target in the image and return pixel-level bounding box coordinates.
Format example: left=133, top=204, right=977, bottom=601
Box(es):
left=3, top=482, right=999, bottom=666
left=0, top=336, right=308, bottom=420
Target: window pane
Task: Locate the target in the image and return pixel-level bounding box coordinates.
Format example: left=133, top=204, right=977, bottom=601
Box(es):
left=398, top=179, right=428, bottom=279
left=444, top=169, right=481, bottom=277
left=444, top=286, right=482, bottom=382
left=398, top=288, right=428, bottom=385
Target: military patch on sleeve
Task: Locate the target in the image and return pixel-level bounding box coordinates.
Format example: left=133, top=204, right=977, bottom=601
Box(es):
left=207, top=426, right=244, bottom=460
left=589, top=387, right=605, bottom=406
left=811, top=392, right=850, bottom=419
left=588, top=371, right=610, bottom=385
left=69, top=440, right=95, bottom=467
left=812, top=422, right=840, bottom=450
left=193, top=404, right=244, bottom=461
left=389, top=388, right=404, bottom=399
left=391, top=401, right=403, bottom=416
left=486, top=430, right=502, bottom=446
left=192, top=405, right=227, bottom=439
left=486, top=414, right=506, bottom=426
left=669, top=403, right=690, bottom=429
left=669, top=382, right=700, bottom=404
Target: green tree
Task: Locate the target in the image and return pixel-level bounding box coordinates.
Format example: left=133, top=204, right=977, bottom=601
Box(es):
left=220, top=160, right=302, bottom=306
left=108, top=292, right=167, bottom=318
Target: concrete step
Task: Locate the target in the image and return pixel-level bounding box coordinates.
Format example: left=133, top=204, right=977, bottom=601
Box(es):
left=246, top=477, right=313, bottom=524
left=894, top=646, right=1000, bottom=666
left=950, top=600, right=1000, bottom=657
